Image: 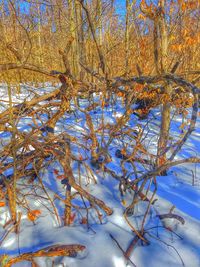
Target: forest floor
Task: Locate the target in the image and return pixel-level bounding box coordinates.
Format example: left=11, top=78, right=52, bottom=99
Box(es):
left=0, top=85, right=199, bottom=267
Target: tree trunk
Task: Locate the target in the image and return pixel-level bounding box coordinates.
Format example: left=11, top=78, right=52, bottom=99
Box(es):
left=125, top=0, right=131, bottom=76
left=157, top=0, right=171, bottom=173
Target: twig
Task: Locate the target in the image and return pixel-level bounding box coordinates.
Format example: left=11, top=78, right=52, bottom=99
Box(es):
left=109, top=234, right=137, bottom=267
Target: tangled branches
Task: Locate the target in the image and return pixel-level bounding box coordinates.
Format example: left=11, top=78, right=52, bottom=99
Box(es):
left=0, top=64, right=199, bottom=264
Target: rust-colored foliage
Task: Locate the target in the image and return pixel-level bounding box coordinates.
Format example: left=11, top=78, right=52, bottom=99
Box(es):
left=27, top=210, right=41, bottom=222
left=80, top=217, right=88, bottom=224
left=0, top=202, right=5, bottom=207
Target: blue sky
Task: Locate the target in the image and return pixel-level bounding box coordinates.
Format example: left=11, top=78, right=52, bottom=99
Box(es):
left=11, top=0, right=143, bottom=17
left=114, top=0, right=143, bottom=16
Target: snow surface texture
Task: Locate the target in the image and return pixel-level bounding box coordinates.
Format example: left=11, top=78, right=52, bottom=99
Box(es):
left=0, top=85, right=199, bottom=267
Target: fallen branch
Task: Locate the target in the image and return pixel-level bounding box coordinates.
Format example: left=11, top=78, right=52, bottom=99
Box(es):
left=0, top=244, right=86, bottom=267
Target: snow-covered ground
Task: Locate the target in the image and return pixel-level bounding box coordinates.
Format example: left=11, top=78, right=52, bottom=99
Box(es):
left=0, top=85, right=199, bottom=267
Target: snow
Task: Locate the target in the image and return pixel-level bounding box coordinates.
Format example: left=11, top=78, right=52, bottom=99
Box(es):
left=0, top=85, right=200, bottom=267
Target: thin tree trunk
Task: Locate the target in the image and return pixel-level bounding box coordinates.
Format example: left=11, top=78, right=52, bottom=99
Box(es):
left=125, top=0, right=130, bottom=76
left=68, top=0, right=79, bottom=78
left=75, top=0, right=85, bottom=79
left=157, top=0, right=171, bottom=172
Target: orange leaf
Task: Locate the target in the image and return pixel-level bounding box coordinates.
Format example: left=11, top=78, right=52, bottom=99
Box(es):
left=0, top=201, right=5, bottom=207
left=53, top=169, right=59, bottom=175
left=27, top=210, right=41, bottom=222
left=158, top=156, right=166, bottom=166
left=27, top=212, right=37, bottom=222
left=127, top=109, right=132, bottom=115
left=181, top=2, right=186, bottom=11
left=80, top=217, right=88, bottom=224
left=57, top=174, right=66, bottom=180
left=138, top=13, right=146, bottom=20
left=31, top=210, right=41, bottom=216
left=135, top=84, right=144, bottom=92
left=171, top=44, right=182, bottom=52
left=117, top=91, right=124, bottom=97
left=121, top=148, right=126, bottom=155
